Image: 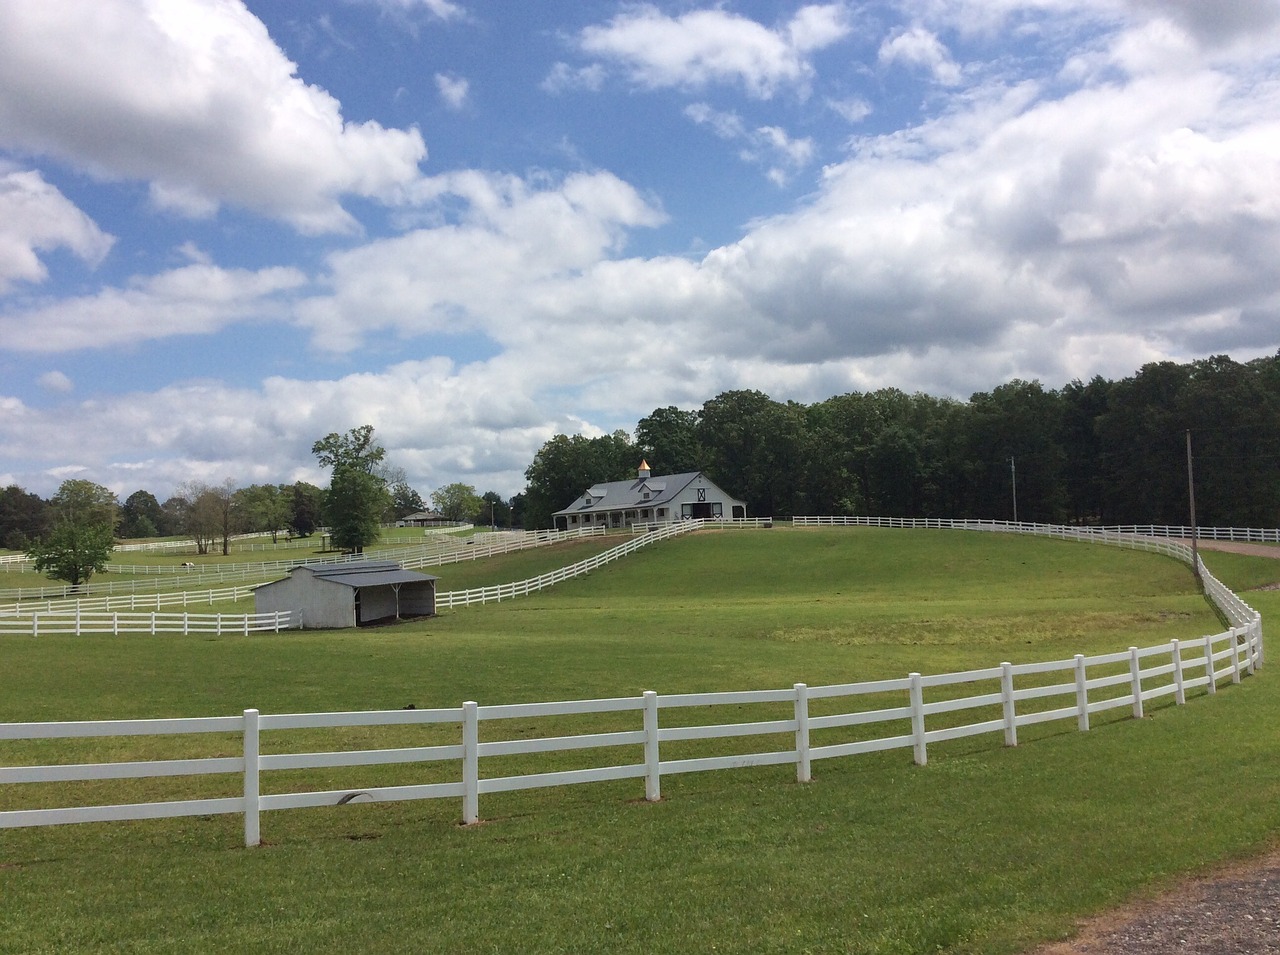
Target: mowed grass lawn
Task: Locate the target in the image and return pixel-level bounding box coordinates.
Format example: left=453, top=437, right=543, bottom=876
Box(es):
left=3, top=528, right=1279, bottom=954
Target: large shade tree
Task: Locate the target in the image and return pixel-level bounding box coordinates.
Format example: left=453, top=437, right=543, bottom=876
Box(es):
left=314, top=425, right=391, bottom=553
left=29, top=479, right=119, bottom=590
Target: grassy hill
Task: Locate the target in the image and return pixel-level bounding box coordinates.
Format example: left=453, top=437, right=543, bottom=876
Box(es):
left=2, top=527, right=1277, bottom=954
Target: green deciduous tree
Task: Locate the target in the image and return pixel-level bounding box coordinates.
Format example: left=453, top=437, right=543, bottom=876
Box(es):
left=234, top=484, right=291, bottom=542
left=430, top=482, right=483, bottom=522
left=326, top=468, right=389, bottom=553
left=288, top=482, right=325, bottom=537
left=389, top=481, right=425, bottom=519
left=635, top=406, right=703, bottom=475
left=50, top=479, right=119, bottom=532
left=314, top=426, right=390, bottom=553
left=31, top=478, right=119, bottom=590
left=522, top=431, right=635, bottom=529
left=0, top=485, right=51, bottom=550
left=311, top=425, right=386, bottom=474
left=477, top=490, right=511, bottom=528
left=176, top=479, right=239, bottom=555
left=29, top=521, right=114, bottom=591
left=120, top=489, right=163, bottom=539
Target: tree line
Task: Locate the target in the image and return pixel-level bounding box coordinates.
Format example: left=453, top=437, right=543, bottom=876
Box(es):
left=6, top=353, right=1278, bottom=586
left=521, top=354, right=1280, bottom=530
left=0, top=426, right=517, bottom=586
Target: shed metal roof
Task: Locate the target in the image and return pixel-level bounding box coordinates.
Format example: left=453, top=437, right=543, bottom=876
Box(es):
left=303, top=560, right=437, bottom=588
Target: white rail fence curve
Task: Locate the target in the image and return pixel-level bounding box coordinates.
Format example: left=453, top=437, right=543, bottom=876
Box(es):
left=0, top=526, right=609, bottom=603
left=0, top=518, right=1263, bottom=846
left=0, top=522, right=695, bottom=634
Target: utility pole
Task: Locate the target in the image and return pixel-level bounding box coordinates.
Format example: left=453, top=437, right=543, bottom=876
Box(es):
left=1009, top=456, right=1018, bottom=524
left=1186, top=430, right=1200, bottom=581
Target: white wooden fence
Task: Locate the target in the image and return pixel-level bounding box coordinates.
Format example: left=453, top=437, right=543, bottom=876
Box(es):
left=0, top=625, right=1260, bottom=846
left=435, top=520, right=701, bottom=608
left=0, top=523, right=685, bottom=633
left=0, top=521, right=1263, bottom=846
left=0, top=610, right=294, bottom=638
left=0, top=526, right=608, bottom=603
left=791, top=515, right=1280, bottom=543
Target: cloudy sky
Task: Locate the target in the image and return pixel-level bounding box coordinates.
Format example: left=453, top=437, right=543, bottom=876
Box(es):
left=2, top=0, right=1278, bottom=502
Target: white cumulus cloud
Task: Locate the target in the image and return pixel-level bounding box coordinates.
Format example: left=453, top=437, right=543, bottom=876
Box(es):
left=577, top=3, right=852, bottom=99
left=435, top=73, right=470, bottom=109
left=0, top=264, right=308, bottom=352
left=879, top=26, right=963, bottom=85
left=0, top=0, right=429, bottom=234
left=0, top=169, right=115, bottom=293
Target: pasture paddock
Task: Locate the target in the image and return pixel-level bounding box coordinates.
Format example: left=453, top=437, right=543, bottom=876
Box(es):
left=2, top=527, right=1278, bottom=955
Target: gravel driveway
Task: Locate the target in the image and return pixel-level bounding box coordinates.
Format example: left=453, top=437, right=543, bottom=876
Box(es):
left=1028, top=847, right=1280, bottom=954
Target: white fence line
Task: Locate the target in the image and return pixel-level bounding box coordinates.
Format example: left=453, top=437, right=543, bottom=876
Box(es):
left=0, top=518, right=1263, bottom=846
left=790, top=515, right=1280, bottom=543
left=436, top=520, right=702, bottom=608
left=0, top=523, right=661, bottom=632
left=0, top=610, right=294, bottom=638
left=0, top=583, right=264, bottom=621
left=0, top=526, right=610, bottom=604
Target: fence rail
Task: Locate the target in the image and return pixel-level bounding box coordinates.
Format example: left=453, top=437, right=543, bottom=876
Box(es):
left=0, top=518, right=1263, bottom=846
left=0, top=526, right=609, bottom=605
left=436, top=520, right=701, bottom=608
left=791, top=515, right=1280, bottom=543
left=0, top=610, right=294, bottom=638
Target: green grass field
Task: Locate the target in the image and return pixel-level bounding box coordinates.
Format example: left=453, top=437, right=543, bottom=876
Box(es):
left=2, top=527, right=1279, bottom=954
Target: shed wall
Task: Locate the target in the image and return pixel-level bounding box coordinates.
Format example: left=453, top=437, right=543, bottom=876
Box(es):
left=255, top=572, right=356, bottom=629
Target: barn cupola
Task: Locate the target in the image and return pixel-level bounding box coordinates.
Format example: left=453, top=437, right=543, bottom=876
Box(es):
left=638, top=459, right=651, bottom=480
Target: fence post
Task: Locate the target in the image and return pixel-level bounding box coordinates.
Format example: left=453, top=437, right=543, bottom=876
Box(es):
left=1171, top=639, right=1185, bottom=705
left=243, top=708, right=260, bottom=847
left=1231, top=628, right=1243, bottom=684
left=794, top=683, right=811, bottom=783
left=462, top=701, right=479, bottom=824
left=1204, top=634, right=1217, bottom=694
left=643, top=691, right=661, bottom=801
left=1128, top=647, right=1144, bottom=719
left=1074, top=654, right=1090, bottom=731
left=909, top=673, right=927, bottom=766
left=1000, top=663, right=1017, bottom=747
left=32, top=613, right=38, bottom=638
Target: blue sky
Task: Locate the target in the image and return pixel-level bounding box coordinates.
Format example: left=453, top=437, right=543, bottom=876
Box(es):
left=2, top=0, right=1279, bottom=502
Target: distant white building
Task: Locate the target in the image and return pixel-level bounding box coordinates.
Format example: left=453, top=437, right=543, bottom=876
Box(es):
left=552, top=461, right=747, bottom=531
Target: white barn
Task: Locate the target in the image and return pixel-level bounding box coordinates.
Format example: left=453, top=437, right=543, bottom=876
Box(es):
left=552, top=461, right=746, bottom=531
left=254, top=561, right=438, bottom=629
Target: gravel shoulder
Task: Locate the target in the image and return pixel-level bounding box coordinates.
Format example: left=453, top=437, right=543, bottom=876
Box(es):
left=1027, top=846, right=1280, bottom=954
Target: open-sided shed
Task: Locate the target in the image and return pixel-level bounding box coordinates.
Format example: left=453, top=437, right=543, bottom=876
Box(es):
left=254, top=560, right=437, bottom=629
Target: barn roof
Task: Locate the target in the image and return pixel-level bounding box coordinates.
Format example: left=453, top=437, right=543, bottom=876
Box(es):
left=553, top=469, right=744, bottom=517
left=303, top=560, right=436, bottom=588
